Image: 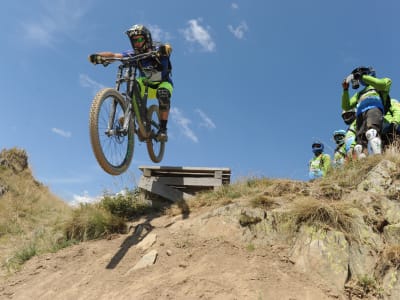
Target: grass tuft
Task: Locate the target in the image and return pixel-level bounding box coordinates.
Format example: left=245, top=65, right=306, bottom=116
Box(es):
left=288, top=197, right=362, bottom=241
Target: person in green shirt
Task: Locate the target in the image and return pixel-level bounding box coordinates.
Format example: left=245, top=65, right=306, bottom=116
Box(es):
left=332, top=130, right=347, bottom=168
left=308, top=141, right=331, bottom=180
left=341, top=66, right=391, bottom=158
left=341, top=109, right=357, bottom=160
left=382, top=98, right=400, bottom=147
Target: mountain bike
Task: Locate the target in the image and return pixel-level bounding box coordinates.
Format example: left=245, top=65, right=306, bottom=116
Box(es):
left=89, top=52, right=165, bottom=176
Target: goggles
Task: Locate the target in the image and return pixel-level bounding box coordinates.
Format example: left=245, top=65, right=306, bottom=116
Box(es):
left=342, top=112, right=355, bottom=119
left=334, top=135, right=345, bottom=142
left=312, top=143, right=322, bottom=149
left=132, top=36, right=145, bottom=43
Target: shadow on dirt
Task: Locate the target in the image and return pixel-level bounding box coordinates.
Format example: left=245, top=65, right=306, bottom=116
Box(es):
left=106, top=197, right=190, bottom=269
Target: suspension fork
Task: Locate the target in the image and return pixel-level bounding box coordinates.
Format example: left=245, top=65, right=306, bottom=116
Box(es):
left=106, top=64, right=126, bottom=135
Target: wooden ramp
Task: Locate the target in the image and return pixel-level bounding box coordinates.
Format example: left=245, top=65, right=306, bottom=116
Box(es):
left=138, top=166, right=231, bottom=202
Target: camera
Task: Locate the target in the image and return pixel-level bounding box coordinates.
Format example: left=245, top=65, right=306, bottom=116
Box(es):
left=351, top=78, right=360, bottom=89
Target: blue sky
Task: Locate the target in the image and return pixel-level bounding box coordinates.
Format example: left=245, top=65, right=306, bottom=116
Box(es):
left=1, top=0, right=399, bottom=204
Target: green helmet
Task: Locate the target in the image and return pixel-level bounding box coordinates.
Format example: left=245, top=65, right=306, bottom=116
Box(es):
left=125, top=24, right=152, bottom=52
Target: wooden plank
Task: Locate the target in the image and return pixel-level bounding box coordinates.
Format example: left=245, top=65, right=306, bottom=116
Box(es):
left=139, top=166, right=231, bottom=183
left=138, top=176, right=193, bottom=202
left=139, top=165, right=231, bottom=172
left=154, top=176, right=222, bottom=187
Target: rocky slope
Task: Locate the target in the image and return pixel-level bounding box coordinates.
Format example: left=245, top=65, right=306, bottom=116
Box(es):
left=1, top=150, right=400, bottom=299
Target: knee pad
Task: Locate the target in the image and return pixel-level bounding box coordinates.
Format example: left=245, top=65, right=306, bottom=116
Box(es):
left=365, top=128, right=378, bottom=141
left=156, top=88, right=171, bottom=111
left=366, top=129, right=381, bottom=155
left=354, top=144, right=366, bottom=159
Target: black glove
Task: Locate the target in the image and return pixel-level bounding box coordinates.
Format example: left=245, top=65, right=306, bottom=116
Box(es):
left=88, top=54, right=107, bottom=65
left=158, top=44, right=172, bottom=56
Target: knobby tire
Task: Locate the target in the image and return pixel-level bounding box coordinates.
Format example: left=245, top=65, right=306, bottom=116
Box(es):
left=89, top=88, right=134, bottom=175
left=146, top=104, right=165, bottom=163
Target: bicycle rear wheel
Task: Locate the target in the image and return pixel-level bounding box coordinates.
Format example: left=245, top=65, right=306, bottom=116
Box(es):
left=146, top=104, right=165, bottom=163
left=89, top=88, right=134, bottom=175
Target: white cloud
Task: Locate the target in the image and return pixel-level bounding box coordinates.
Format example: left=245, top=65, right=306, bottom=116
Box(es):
left=71, top=191, right=101, bottom=206
left=196, top=109, right=216, bottom=129
left=231, top=3, right=239, bottom=9
left=52, top=127, right=71, bottom=138
left=170, top=107, right=199, bottom=143
left=79, top=74, right=105, bottom=94
left=20, top=0, right=90, bottom=47
left=147, top=24, right=172, bottom=42
left=228, top=21, right=249, bottom=39
left=182, top=19, right=216, bottom=52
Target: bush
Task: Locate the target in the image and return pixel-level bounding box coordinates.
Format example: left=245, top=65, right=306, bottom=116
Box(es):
left=100, top=189, right=151, bottom=219
left=64, top=203, right=127, bottom=242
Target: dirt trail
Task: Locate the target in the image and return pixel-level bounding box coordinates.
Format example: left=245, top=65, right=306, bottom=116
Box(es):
left=0, top=205, right=338, bottom=300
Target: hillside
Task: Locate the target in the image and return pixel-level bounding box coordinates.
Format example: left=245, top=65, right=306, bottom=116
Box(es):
left=0, top=148, right=71, bottom=277
left=2, top=148, right=400, bottom=299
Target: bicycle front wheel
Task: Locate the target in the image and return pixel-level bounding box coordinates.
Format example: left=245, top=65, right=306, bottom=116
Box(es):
left=89, top=88, right=134, bottom=175
left=146, top=104, right=165, bottom=163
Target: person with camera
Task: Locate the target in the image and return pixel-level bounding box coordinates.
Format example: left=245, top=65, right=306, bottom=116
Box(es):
left=341, top=108, right=357, bottom=160
left=341, top=66, right=392, bottom=158
left=332, top=130, right=347, bottom=168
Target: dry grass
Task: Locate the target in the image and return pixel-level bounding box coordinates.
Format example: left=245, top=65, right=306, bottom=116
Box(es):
left=64, top=203, right=127, bottom=241
left=382, top=245, right=400, bottom=268
left=323, top=155, right=382, bottom=188
left=250, top=194, right=279, bottom=209
left=287, top=197, right=362, bottom=241
left=0, top=165, right=72, bottom=273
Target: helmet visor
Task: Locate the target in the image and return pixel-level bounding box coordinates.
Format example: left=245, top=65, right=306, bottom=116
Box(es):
left=334, top=134, right=345, bottom=143
left=312, top=143, right=322, bottom=149
left=342, top=112, right=356, bottom=124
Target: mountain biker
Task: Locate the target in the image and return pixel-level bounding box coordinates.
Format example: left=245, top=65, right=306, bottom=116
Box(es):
left=88, top=24, right=173, bottom=142
left=308, top=141, right=331, bottom=180
left=341, top=66, right=391, bottom=158
left=341, top=109, right=357, bottom=160
left=381, top=98, right=400, bottom=147
left=332, top=130, right=347, bottom=167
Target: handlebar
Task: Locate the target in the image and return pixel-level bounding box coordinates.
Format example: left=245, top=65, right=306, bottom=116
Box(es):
left=101, top=51, right=158, bottom=66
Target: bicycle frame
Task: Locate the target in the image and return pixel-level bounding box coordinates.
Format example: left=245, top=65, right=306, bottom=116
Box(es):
left=89, top=51, right=166, bottom=174
left=105, top=53, right=155, bottom=140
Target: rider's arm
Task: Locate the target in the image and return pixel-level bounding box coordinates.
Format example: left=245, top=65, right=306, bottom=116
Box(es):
left=342, top=90, right=358, bottom=111
left=97, top=52, right=123, bottom=59
left=322, top=154, right=331, bottom=175
left=362, top=75, right=392, bottom=93
left=389, top=100, right=400, bottom=124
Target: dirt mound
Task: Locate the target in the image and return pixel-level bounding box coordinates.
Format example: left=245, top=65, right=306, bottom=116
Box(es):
left=0, top=204, right=336, bottom=300
left=3, top=151, right=400, bottom=299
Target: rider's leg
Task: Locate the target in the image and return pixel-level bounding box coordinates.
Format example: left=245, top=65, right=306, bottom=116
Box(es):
left=366, top=128, right=382, bottom=155
left=365, top=108, right=383, bottom=155
left=157, top=88, right=170, bottom=130
left=355, top=112, right=368, bottom=159
left=156, top=82, right=173, bottom=141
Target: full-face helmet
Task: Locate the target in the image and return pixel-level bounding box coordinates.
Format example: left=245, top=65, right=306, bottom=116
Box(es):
left=341, top=109, right=356, bottom=125
left=126, top=24, right=152, bottom=53
left=312, top=141, right=324, bottom=154
left=333, top=130, right=346, bottom=145
left=351, top=66, right=376, bottom=88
